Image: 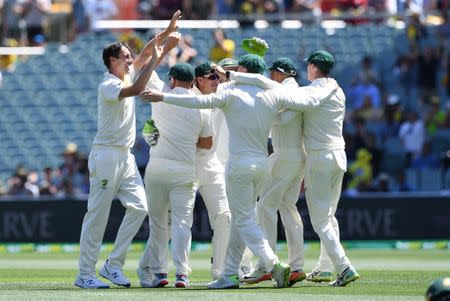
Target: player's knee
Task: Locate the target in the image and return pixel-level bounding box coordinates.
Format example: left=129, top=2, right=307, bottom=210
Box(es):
left=129, top=203, right=148, bottom=217
left=212, top=212, right=231, bottom=230
left=310, top=217, right=330, bottom=234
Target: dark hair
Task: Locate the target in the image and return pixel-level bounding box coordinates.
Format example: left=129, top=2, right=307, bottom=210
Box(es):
left=313, top=63, right=330, bottom=77
left=102, top=41, right=130, bottom=69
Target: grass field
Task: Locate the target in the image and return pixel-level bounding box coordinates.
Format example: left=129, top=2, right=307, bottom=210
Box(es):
left=0, top=247, right=449, bottom=301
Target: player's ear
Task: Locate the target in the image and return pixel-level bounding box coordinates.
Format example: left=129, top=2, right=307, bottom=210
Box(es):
left=109, top=56, right=118, bottom=66
left=169, top=77, right=176, bottom=88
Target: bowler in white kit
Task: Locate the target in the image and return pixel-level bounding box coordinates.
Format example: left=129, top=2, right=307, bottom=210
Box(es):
left=74, top=11, right=181, bottom=289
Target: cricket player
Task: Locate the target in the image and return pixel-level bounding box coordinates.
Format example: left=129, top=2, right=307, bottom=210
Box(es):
left=137, top=63, right=214, bottom=289
left=218, top=57, right=238, bottom=72
left=217, top=57, right=255, bottom=278
left=140, top=54, right=338, bottom=289
left=233, top=58, right=307, bottom=287
left=194, top=61, right=231, bottom=280
left=230, top=50, right=360, bottom=287
left=74, top=10, right=182, bottom=289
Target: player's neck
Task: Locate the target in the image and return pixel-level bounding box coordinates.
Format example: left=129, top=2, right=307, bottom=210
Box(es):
left=109, top=68, right=127, bottom=81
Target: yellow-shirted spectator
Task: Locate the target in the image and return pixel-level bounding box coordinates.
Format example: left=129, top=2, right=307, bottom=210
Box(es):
left=119, top=32, right=144, bottom=58
left=348, top=148, right=373, bottom=191
left=0, top=38, right=19, bottom=71
left=209, top=28, right=235, bottom=63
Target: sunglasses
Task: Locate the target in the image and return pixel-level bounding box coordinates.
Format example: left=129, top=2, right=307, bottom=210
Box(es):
left=203, top=73, right=219, bottom=80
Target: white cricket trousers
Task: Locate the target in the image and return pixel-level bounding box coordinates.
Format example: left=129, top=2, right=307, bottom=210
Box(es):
left=139, top=158, right=197, bottom=276
left=197, top=156, right=231, bottom=279
left=222, top=156, right=279, bottom=276
left=257, top=153, right=305, bottom=271
left=304, top=149, right=350, bottom=274
left=78, top=146, right=148, bottom=276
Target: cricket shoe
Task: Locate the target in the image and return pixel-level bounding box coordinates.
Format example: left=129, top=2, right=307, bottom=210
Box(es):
left=74, top=275, right=110, bottom=289
left=238, top=262, right=254, bottom=279
left=207, top=275, right=240, bottom=289
left=137, top=266, right=154, bottom=288
left=99, top=260, right=130, bottom=287
left=288, top=270, right=306, bottom=287
left=306, top=269, right=333, bottom=283
left=271, top=262, right=291, bottom=288
left=240, top=266, right=272, bottom=284
left=151, top=273, right=169, bottom=288
left=175, top=274, right=189, bottom=288
left=330, top=266, right=359, bottom=287
left=139, top=271, right=169, bottom=288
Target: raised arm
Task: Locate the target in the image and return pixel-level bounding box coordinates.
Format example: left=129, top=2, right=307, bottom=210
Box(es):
left=119, top=39, right=163, bottom=98
left=133, top=10, right=181, bottom=72
left=140, top=89, right=230, bottom=110
left=274, top=78, right=338, bottom=111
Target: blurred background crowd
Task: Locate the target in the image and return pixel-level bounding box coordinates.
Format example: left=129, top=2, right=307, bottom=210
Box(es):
left=1, top=0, right=450, bottom=198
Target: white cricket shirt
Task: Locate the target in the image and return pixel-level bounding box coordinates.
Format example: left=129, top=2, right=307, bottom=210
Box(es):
left=270, top=77, right=305, bottom=161
left=93, top=71, right=136, bottom=149
left=194, top=83, right=229, bottom=165
left=163, top=81, right=333, bottom=159
left=151, top=87, right=213, bottom=165
left=249, top=76, right=344, bottom=152
left=165, top=84, right=277, bottom=159
left=297, top=78, right=346, bottom=151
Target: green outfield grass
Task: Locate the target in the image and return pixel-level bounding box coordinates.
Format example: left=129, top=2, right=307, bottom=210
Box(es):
left=0, top=247, right=449, bottom=301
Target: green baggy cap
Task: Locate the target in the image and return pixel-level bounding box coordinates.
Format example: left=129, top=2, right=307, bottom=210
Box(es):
left=195, top=61, right=214, bottom=77
left=168, top=62, right=195, bottom=81
left=237, top=54, right=266, bottom=74
left=304, top=50, right=334, bottom=73
left=268, top=57, right=296, bottom=76
left=218, top=58, right=238, bottom=68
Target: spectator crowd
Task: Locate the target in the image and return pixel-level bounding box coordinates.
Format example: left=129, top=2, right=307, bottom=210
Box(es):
left=1, top=1, right=450, bottom=197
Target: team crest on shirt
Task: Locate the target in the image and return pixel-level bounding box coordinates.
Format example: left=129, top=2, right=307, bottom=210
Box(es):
left=101, top=179, right=108, bottom=189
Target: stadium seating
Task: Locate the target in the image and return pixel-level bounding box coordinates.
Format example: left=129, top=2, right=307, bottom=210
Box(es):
left=0, top=24, right=443, bottom=191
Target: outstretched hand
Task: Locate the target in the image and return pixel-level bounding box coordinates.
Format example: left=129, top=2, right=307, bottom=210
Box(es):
left=140, top=89, right=164, bottom=103
left=163, top=32, right=181, bottom=53
left=167, top=10, right=182, bottom=33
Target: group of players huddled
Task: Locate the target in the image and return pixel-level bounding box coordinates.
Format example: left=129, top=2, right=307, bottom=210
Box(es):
left=74, top=10, right=360, bottom=290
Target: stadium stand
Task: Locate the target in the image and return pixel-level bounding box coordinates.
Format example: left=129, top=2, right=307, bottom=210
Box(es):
left=0, top=22, right=449, bottom=193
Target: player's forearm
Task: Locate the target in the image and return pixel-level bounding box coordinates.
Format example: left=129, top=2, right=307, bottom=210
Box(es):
left=164, top=93, right=223, bottom=109
left=121, top=57, right=158, bottom=98
left=229, top=72, right=277, bottom=89
left=135, top=57, right=159, bottom=90
left=133, top=37, right=156, bottom=73
left=280, top=80, right=337, bottom=111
